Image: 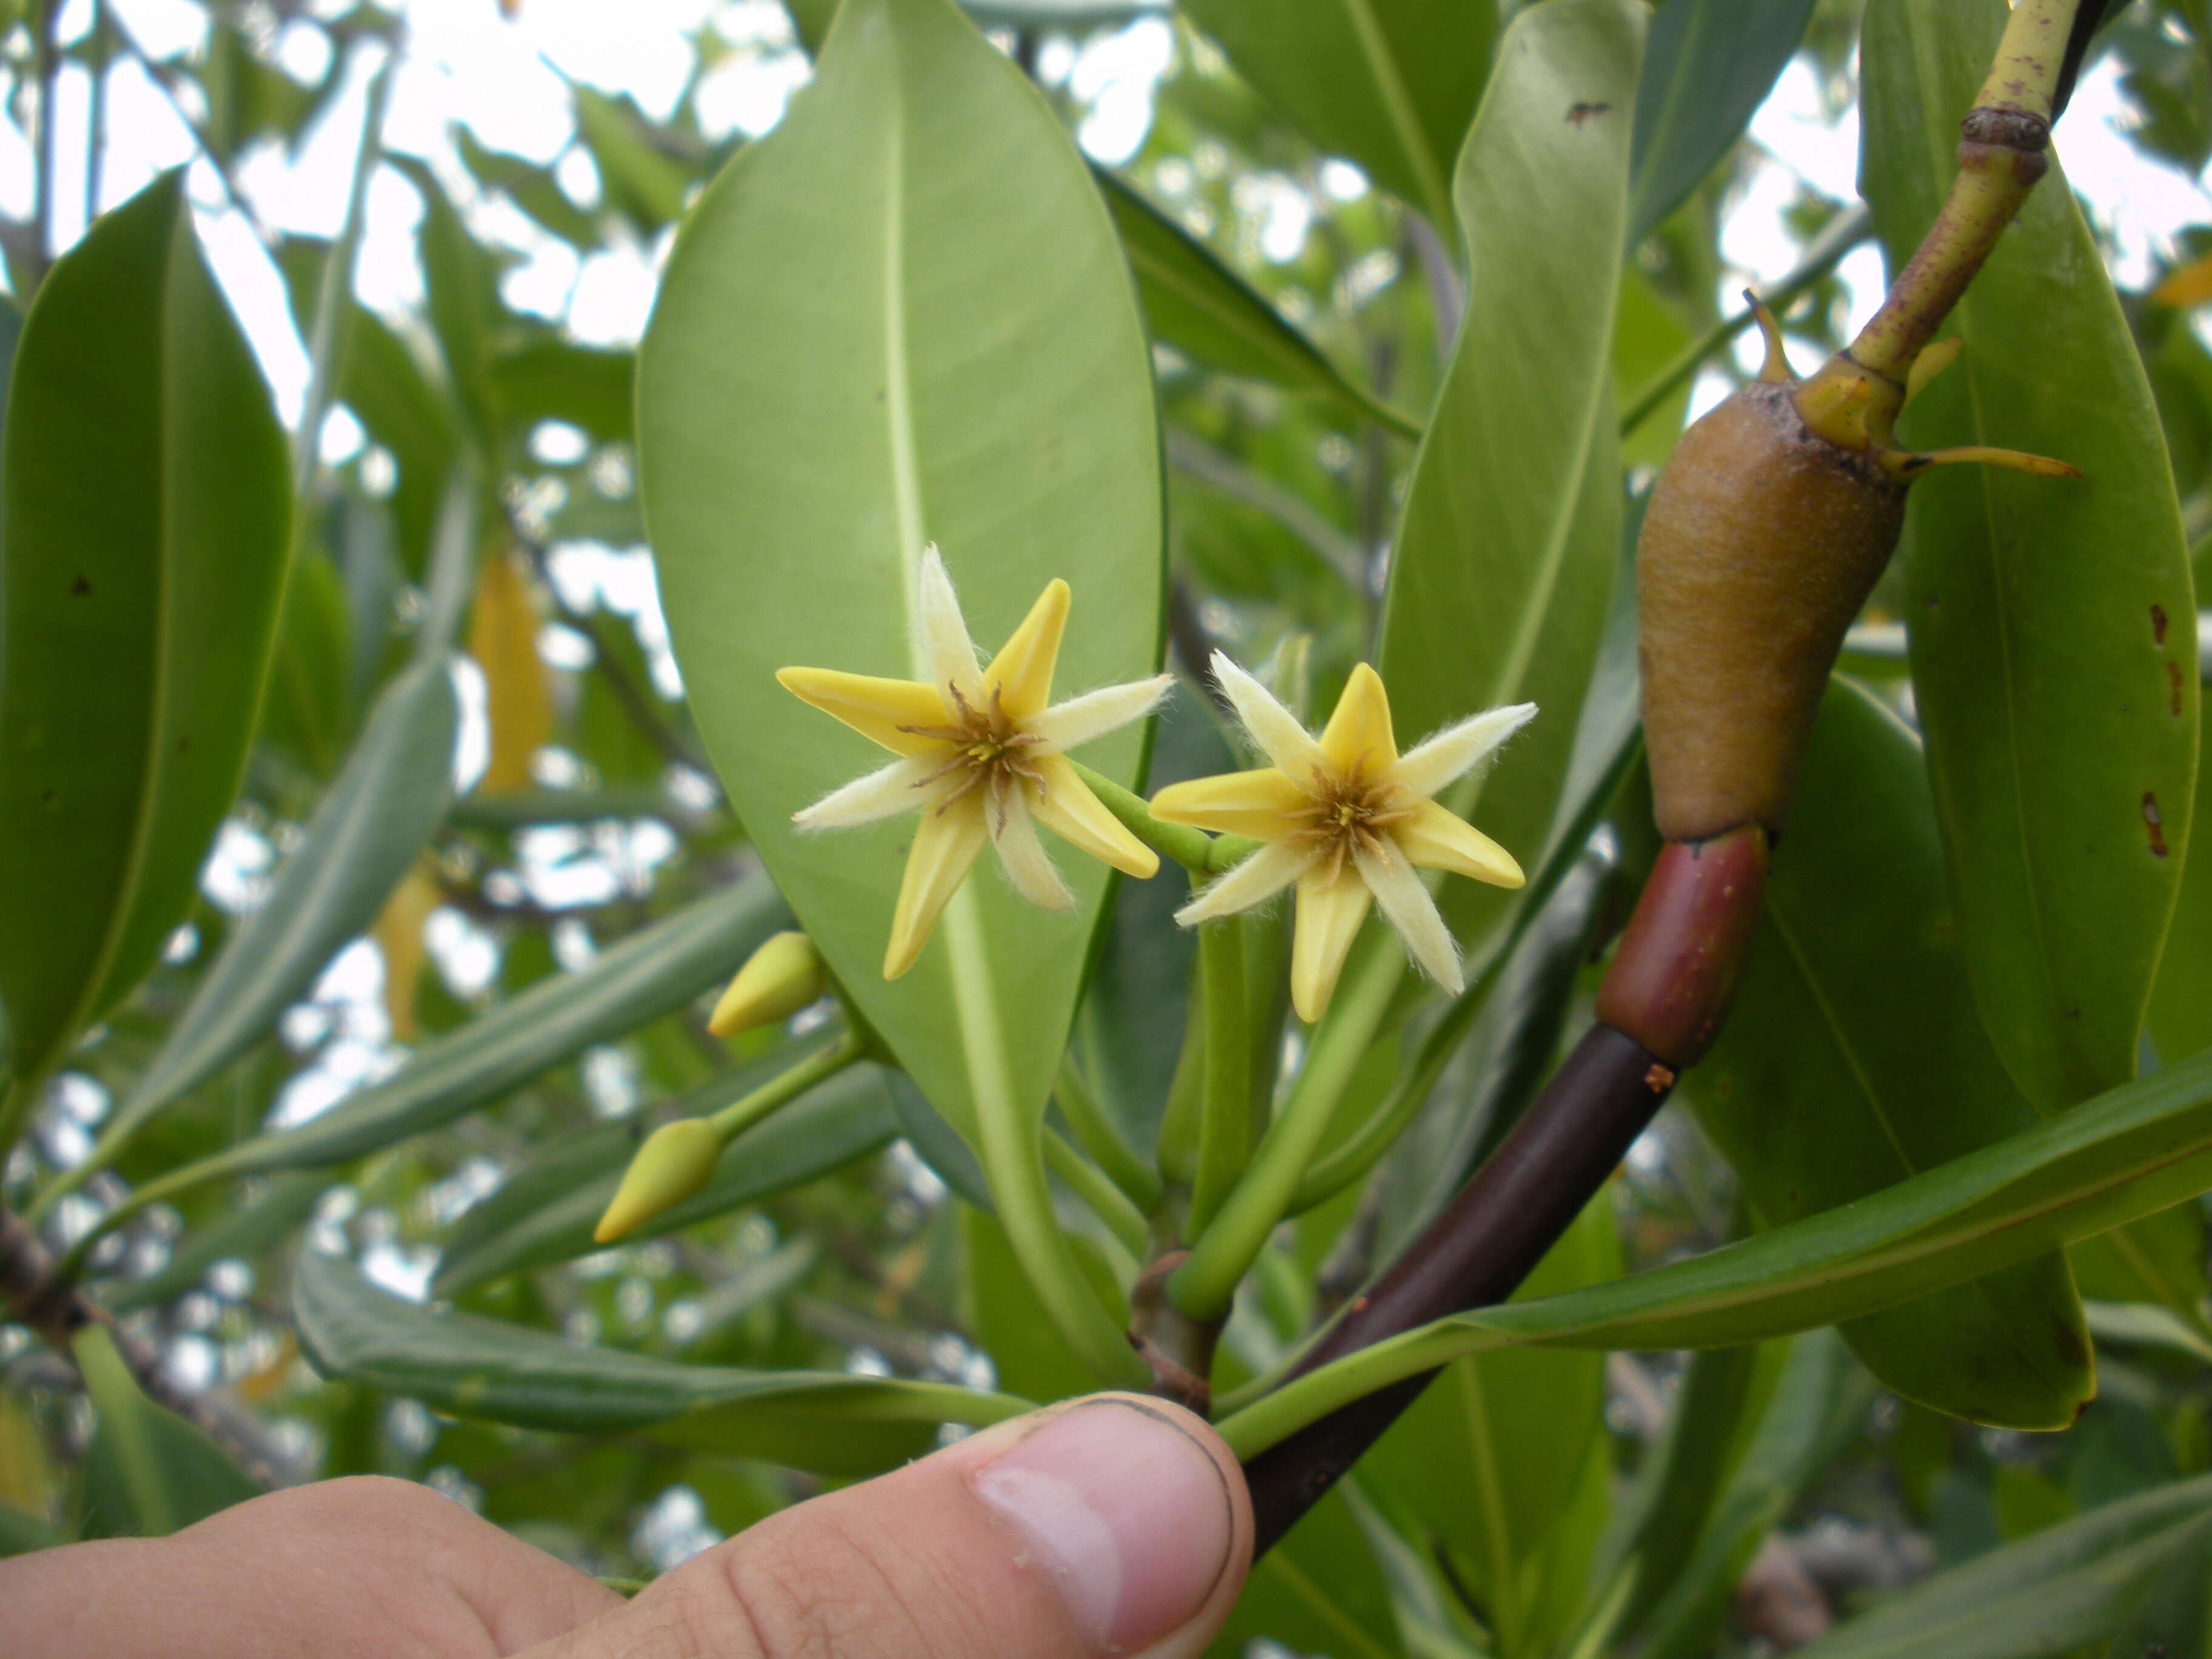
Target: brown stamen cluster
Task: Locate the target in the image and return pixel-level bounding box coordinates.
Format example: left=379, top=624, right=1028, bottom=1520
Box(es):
left=901, top=681, right=1047, bottom=832
left=1283, top=765, right=1412, bottom=884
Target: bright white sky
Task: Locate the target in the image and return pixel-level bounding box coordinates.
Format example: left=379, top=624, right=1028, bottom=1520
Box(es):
left=7, top=0, right=2211, bottom=441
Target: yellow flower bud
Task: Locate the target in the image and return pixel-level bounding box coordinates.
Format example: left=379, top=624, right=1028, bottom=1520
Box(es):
left=707, top=931, right=829, bottom=1039
left=593, top=1118, right=720, bottom=1244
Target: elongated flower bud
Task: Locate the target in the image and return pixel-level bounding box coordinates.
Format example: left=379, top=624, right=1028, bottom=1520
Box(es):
left=594, top=1118, right=720, bottom=1244
left=708, top=931, right=828, bottom=1039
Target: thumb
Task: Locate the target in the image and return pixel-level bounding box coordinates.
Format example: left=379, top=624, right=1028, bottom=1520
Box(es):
left=522, top=1393, right=1253, bottom=1659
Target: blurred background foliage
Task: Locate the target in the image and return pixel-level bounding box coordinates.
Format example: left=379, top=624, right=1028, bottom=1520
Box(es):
left=5, top=0, right=2212, bottom=1653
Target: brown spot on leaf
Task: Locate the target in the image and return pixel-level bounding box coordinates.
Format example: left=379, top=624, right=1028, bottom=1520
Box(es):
left=2170, top=660, right=2185, bottom=717
left=2053, top=1316, right=2090, bottom=1369
left=69, top=575, right=90, bottom=596
left=1566, top=101, right=1610, bottom=127
left=2153, top=603, right=2169, bottom=643
left=2145, top=791, right=2170, bottom=857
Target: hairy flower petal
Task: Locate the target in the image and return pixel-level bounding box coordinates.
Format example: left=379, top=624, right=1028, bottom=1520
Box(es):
left=1391, top=702, right=1538, bottom=801
left=1356, top=837, right=1464, bottom=996
left=1212, top=651, right=1326, bottom=782
left=1393, top=799, right=1524, bottom=888
left=776, top=668, right=954, bottom=757
left=1175, top=837, right=1317, bottom=926
left=793, top=754, right=950, bottom=828
left=1316, top=662, right=1398, bottom=782
left=1291, top=868, right=1373, bottom=1024
left=1024, top=674, right=1172, bottom=755
left=1151, top=767, right=1311, bottom=840
left=914, top=543, right=985, bottom=704
left=993, top=786, right=1074, bottom=909
left=1028, top=755, right=1159, bottom=878
left=885, top=791, right=989, bottom=979
left=983, top=577, right=1070, bottom=719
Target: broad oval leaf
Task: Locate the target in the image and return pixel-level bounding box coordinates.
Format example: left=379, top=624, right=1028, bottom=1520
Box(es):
left=1178, top=0, right=1498, bottom=234
left=1626, top=0, right=1817, bottom=246
left=1696, top=678, right=2092, bottom=1429
left=1863, top=0, right=2199, bottom=1113
left=295, top=1252, right=1030, bottom=1478
left=147, top=872, right=788, bottom=1187
left=75, top=1326, right=260, bottom=1538
left=101, top=656, right=460, bottom=1158
left=637, top=0, right=1161, bottom=1373
left=1095, top=169, right=1416, bottom=437
left=0, top=172, right=292, bottom=1093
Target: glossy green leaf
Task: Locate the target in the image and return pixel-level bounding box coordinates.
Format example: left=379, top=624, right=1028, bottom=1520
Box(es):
left=258, top=547, right=353, bottom=775
left=294, top=1252, right=1028, bottom=1478
left=1789, top=1470, right=2212, bottom=1659
left=1207, top=1487, right=1402, bottom=1659
left=75, top=1326, right=258, bottom=1538
left=432, top=1058, right=901, bottom=1293
left=1364, top=1194, right=1618, bottom=1656
left=1096, top=169, right=1416, bottom=436
left=139, top=873, right=789, bottom=1193
left=1626, top=0, right=1815, bottom=246
left=1696, top=678, right=2093, bottom=1429
left=1864, top=0, right=2199, bottom=1113
left=2149, top=709, right=2212, bottom=1068
left=1178, top=0, right=1496, bottom=233
left=0, top=172, right=291, bottom=1098
left=102, top=656, right=459, bottom=1161
left=1377, top=0, right=1641, bottom=960
left=960, top=1205, right=1098, bottom=1404
left=637, top=0, right=1160, bottom=1381
left=1215, top=1041, right=2212, bottom=1458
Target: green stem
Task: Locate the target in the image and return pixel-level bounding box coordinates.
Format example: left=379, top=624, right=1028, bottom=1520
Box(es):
left=1167, top=940, right=1406, bottom=1322
left=1617, top=203, right=1871, bottom=437
left=1044, top=1129, right=1148, bottom=1258
left=1185, top=917, right=1253, bottom=1236
left=1067, top=759, right=1261, bottom=874
left=709, top=1032, right=860, bottom=1141
left=1215, top=1314, right=1481, bottom=1462
left=1053, top=1056, right=1162, bottom=1213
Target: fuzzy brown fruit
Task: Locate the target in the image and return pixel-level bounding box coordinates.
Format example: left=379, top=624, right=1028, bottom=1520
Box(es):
left=1636, top=379, right=1903, bottom=842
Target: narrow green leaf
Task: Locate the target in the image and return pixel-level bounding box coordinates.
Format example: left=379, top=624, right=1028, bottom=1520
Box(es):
left=105, top=1172, right=329, bottom=1315
left=572, top=87, right=695, bottom=234
left=1789, top=1471, right=2212, bottom=1659
left=457, top=128, right=602, bottom=248
left=1207, top=1487, right=1403, bottom=1659
left=433, top=1058, right=901, bottom=1293
left=638, top=0, right=1160, bottom=1382
left=0, top=172, right=292, bottom=1097
left=1215, top=1042, right=2212, bottom=1459
left=295, top=1252, right=1028, bottom=1478
left=135, top=873, right=788, bottom=1195
left=102, top=657, right=458, bottom=1159
left=1626, top=0, right=1816, bottom=246
left=489, top=339, right=635, bottom=446
left=1696, top=679, right=2093, bottom=1429
left=1864, top=0, right=2199, bottom=1112
left=1096, top=169, right=1416, bottom=435
left=74, top=1326, right=258, bottom=1538
left=392, top=157, right=505, bottom=442
left=257, top=548, right=354, bottom=776
left=1178, top=0, right=1498, bottom=234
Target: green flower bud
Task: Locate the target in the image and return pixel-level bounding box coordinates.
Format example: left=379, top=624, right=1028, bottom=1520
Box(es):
left=707, top=931, right=829, bottom=1039
left=594, top=1118, right=720, bottom=1244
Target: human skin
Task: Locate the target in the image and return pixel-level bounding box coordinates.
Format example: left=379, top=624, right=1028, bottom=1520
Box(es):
left=0, top=1392, right=1253, bottom=1659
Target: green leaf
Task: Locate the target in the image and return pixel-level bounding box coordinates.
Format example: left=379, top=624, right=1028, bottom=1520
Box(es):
left=1696, top=678, right=2093, bottom=1429
left=1178, top=0, right=1497, bottom=233
left=138, top=873, right=789, bottom=1193
left=1215, top=1041, right=2212, bottom=1459
left=488, top=340, right=635, bottom=447
left=258, top=546, right=354, bottom=775
left=1787, top=1470, right=2212, bottom=1659
left=1096, top=169, right=1415, bottom=436
left=294, top=1252, right=1028, bottom=1478
left=457, top=128, right=602, bottom=248
left=572, top=87, right=695, bottom=235
left=960, top=1204, right=1099, bottom=1404
left=102, top=657, right=458, bottom=1160
left=637, top=0, right=1161, bottom=1382
left=1625, top=0, right=1816, bottom=246
left=1863, top=0, right=2199, bottom=1113
left=1364, top=1194, right=1618, bottom=1657
left=106, top=1172, right=329, bottom=1315
left=1207, top=1486, right=1403, bottom=1659
left=432, top=1057, right=902, bottom=1293
left=2149, top=702, right=2212, bottom=1068
left=1377, top=0, right=1642, bottom=961
left=0, top=172, right=292, bottom=1098
left=391, top=158, right=506, bottom=443
left=75, top=1326, right=259, bottom=1538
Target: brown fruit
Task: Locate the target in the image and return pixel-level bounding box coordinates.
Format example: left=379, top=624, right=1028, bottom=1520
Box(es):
left=1636, top=380, right=1902, bottom=842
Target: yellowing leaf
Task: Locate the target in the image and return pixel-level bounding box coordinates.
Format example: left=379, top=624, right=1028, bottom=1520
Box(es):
left=2154, top=252, right=2212, bottom=309
left=468, top=551, right=551, bottom=794
left=373, top=857, right=441, bottom=1043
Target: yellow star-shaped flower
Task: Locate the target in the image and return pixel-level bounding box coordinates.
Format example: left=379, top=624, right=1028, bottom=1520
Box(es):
left=778, top=545, right=1170, bottom=979
left=1151, top=652, right=1533, bottom=1022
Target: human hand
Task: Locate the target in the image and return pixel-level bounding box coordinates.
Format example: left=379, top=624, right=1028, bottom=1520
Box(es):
left=0, top=1392, right=1252, bottom=1658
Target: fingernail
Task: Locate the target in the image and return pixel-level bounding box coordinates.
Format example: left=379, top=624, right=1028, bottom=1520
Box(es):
left=970, top=1399, right=1235, bottom=1655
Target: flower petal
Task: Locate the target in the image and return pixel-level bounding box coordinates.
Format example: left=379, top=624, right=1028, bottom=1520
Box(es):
left=1212, top=650, right=1326, bottom=781
left=793, top=754, right=947, bottom=829
left=984, top=577, right=1070, bottom=719
left=1355, top=838, right=1463, bottom=996
left=915, top=543, right=985, bottom=705
left=1393, top=799, right=1524, bottom=888
left=993, top=786, right=1074, bottom=910
left=1175, top=838, right=1315, bottom=925
left=776, top=666, right=951, bottom=757
left=885, top=791, right=988, bottom=979
left=1391, top=702, right=1538, bottom=801
left=1029, top=754, right=1159, bottom=877
left=1151, top=767, right=1312, bottom=839
left=1291, top=866, right=1373, bottom=1023
left=1316, top=662, right=1397, bottom=782
left=1023, top=674, right=1171, bottom=755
